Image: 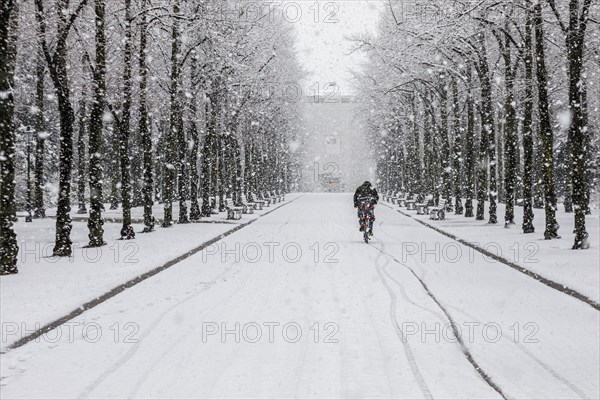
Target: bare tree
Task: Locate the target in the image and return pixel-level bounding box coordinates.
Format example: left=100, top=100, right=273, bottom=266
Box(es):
left=119, top=0, right=135, bottom=239
left=35, top=0, right=89, bottom=256
left=87, top=0, right=107, bottom=247
left=0, top=0, right=19, bottom=274
left=534, top=0, right=560, bottom=239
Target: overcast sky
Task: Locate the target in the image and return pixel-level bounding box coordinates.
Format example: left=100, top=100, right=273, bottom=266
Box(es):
left=284, top=1, right=383, bottom=95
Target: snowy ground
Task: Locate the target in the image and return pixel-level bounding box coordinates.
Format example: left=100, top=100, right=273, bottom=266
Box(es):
left=386, top=198, right=600, bottom=304
left=1, top=193, right=598, bottom=399
left=1, top=195, right=302, bottom=350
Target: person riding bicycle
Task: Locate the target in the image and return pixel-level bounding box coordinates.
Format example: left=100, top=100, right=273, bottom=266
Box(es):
left=353, top=181, right=379, bottom=235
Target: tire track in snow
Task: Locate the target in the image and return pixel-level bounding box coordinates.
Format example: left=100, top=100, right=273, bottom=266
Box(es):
left=377, top=207, right=589, bottom=399
left=444, top=304, right=589, bottom=399
left=371, top=244, right=433, bottom=400
left=381, top=202, right=599, bottom=311
left=371, top=244, right=507, bottom=400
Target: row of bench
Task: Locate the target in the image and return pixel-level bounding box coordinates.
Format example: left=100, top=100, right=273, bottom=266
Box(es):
left=222, top=191, right=285, bottom=220
left=382, top=191, right=447, bottom=220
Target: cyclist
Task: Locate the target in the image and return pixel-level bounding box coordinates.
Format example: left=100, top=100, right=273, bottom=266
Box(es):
left=353, top=181, right=379, bottom=235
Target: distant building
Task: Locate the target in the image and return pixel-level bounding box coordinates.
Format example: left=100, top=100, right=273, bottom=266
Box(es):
left=298, top=95, right=375, bottom=192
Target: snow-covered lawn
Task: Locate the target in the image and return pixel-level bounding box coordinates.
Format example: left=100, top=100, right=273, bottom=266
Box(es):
left=1, top=194, right=302, bottom=352
left=384, top=199, right=600, bottom=304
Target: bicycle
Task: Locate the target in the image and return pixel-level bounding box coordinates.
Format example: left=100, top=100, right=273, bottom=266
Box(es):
left=356, top=196, right=376, bottom=243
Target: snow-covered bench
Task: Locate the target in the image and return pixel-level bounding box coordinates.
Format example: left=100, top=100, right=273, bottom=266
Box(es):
left=241, top=194, right=258, bottom=212
left=389, top=191, right=401, bottom=204
left=252, top=192, right=270, bottom=207
left=224, top=198, right=243, bottom=220
left=269, top=190, right=282, bottom=203
left=416, top=195, right=433, bottom=215
left=406, top=194, right=418, bottom=211
left=429, top=198, right=447, bottom=220
left=397, top=193, right=410, bottom=207
left=275, top=189, right=285, bottom=202
left=262, top=191, right=277, bottom=204
left=247, top=193, right=264, bottom=210
left=210, top=196, right=219, bottom=214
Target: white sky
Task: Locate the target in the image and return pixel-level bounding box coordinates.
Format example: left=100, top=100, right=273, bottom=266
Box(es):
left=282, top=1, right=384, bottom=95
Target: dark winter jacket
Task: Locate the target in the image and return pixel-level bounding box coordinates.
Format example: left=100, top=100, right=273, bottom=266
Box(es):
left=353, top=183, right=379, bottom=207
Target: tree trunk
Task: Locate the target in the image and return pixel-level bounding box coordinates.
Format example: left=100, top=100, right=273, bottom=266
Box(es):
left=200, top=132, right=214, bottom=217
left=477, top=28, right=498, bottom=224
left=189, top=54, right=201, bottom=221
left=177, top=101, right=189, bottom=223
left=464, top=63, right=475, bottom=218
left=0, top=0, right=19, bottom=274
left=163, top=0, right=181, bottom=227
left=452, top=78, right=463, bottom=214
left=109, top=123, right=120, bottom=210
left=566, top=0, right=592, bottom=248
left=501, top=29, right=518, bottom=226
left=33, top=35, right=46, bottom=218
left=76, top=94, right=87, bottom=214
left=580, top=78, right=591, bottom=216
left=233, top=135, right=243, bottom=205
left=563, top=138, right=573, bottom=212
left=475, top=90, right=487, bottom=220
left=534, top=1, right=560, bottom=239
left=422, top=96, right=435, bottom=196
left=119, top=0, right=135, bottom=239
left=87, top=0, right=106, bottom=248
left=522, top=0, right=535, bottom=233
left=217, top=134, right=226, bottom=211
left=201, top=95, right=217, bottom=217
left=51, top=8, right=76, bottom=256
left=439, top=79, right=452, bottom=209
left=244, top=141, right=253, bottom=196
left=139, top=0, right=154, bottom=232
left=410, top=96, right=422, bottom=195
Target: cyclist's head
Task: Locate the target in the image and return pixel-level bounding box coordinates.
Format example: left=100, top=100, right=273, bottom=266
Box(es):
left=363, top=181, right=371, bottom=187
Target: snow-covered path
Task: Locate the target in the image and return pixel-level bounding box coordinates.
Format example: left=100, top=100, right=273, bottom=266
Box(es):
left=1, top=194, right=598, bottom=399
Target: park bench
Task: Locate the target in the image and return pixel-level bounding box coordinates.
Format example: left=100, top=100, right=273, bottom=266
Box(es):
left=253, top=192, right=271, bottom=207
left=269, top=190, right=282, bottom=203
left=238, top=195, right=254, bottom=214
left=210, top=196, right=219, bottom=214
left=383, top=191, right=393, bottom=202
left=389, top=191, right=401, bottom=204
left=429, top=198, right=447, bottom=220
left=248, top=193, right=264, bottom=210
left=276, top=189, right=285, bottom=201
left=406, top=194, right=418, bottom=211
left=241, top=193, right=258, bottom=212
left=262, top=191, right=276, bottom=205
left=224, top=198, right=243, bottom=220
left=397, top=193, right=410, bottom=207
left=416, top=195, right=433, bottom=215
